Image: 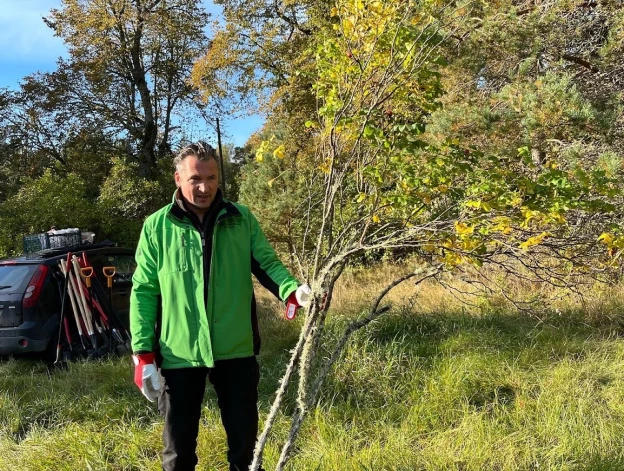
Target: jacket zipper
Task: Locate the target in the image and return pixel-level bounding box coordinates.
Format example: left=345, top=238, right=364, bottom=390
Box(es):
left=201, top=227, right=209, bottom=315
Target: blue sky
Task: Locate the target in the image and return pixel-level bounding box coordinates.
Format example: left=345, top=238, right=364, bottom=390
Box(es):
left=0, top=0, right=263, bottom=147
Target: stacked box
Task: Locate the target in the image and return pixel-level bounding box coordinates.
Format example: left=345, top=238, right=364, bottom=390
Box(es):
left=23, top=229, right=82, bottom=254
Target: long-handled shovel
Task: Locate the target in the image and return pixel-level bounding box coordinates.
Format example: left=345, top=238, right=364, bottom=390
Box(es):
left=79, top=265, right=110, bottom=349
left=102, top=267, right=120, bottom=336
left=103, top=267, right=116, bottom=302
left=81, top=253, right=117, bottom=348
left=91, top=288, right=124, bottom=345
left=54, top=252, right=72, bottom=364
left=89, top=278, right=130, bottom=356
left=61, top=258, right=89, bottom=350
left=101, top=266, right=129, bottom=344
left=94, top=274, right=131, bottom=344
left=78, top=280, right=120, bottom=343
left=71, top=255, right=98, bottom=350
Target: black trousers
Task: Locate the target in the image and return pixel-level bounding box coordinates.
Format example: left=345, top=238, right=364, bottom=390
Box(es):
left=158, top=356, right=261, bottom=471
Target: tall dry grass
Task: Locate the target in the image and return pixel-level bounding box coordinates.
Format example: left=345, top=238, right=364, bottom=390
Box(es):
left=2, top=261, right=624, bottom=469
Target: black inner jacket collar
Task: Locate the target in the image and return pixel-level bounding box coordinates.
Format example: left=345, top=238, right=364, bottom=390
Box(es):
left=171, top=188, right=222, bottom=229
left=170, top=188, right=241, bottom=227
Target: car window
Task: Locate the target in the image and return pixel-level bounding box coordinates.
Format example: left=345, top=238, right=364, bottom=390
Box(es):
left=0, top=265, right=37, bottom=294
left=102, top=254, right=137, bottom=280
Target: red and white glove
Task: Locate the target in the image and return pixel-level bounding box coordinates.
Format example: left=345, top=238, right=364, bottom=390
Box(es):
left=285, top=284, right=311, bottom=320
left=132, top=352, right=161, bottom=402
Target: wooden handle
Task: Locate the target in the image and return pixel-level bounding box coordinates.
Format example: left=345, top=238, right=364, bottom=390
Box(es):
left=103, top=267, right=116, bottom=288
left=80, top=267, right=94, bottom=288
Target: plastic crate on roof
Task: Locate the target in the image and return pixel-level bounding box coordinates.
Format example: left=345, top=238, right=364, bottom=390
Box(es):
left=23, top=229, right=82, bottom=254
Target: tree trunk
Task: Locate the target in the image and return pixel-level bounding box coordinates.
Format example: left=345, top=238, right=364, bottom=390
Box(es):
left=131, top=2, right=157, bottom=178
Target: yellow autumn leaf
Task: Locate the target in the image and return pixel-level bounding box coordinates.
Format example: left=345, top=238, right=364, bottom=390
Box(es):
left=510, top=196, right=523, bottom=207
left=273, top=145, right=285, bottom=159
left=256, top=140, right=269, bottom=162
left=444, top=252, right=464, bottom=266
left=442, top=238, right=454, bottom=248
left=343, top=17, right=355, bottom=33
left=521, top=208, right=542, bottom=228
left=330, top=6, right=338, bottom=16
left=267, top=178, right=275, bottom=188
left=519, top=231, right=552, bottom=250
left=372, top=214, right=380, bottom=223
left=438, top=184, right=448, bottom=193
left=492, top=217, right=513, bottom=235
left=370, top=1, right=383, bottom=13
left=319, top=160, right=331, bottom=173
left=613, top=237, right=624, bottom=250
left=455, top=222, right=474, bottom=236
left=462, top=238, right=480, bottom=251
left=598, top=233, right=614, bottom=245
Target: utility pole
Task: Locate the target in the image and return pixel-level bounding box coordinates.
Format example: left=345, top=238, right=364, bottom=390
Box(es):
left=216, top=117, right=226, bottom=198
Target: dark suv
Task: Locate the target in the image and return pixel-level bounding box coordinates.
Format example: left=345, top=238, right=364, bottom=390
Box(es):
left=0, top=244, right=135, bottom=357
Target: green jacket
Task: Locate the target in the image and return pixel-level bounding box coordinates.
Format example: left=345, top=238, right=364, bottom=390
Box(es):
left=130, top=193, right=299, bottom=369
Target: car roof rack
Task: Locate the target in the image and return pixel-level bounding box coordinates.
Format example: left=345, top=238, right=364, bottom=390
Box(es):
left=25, top=241, right=118, bottom=259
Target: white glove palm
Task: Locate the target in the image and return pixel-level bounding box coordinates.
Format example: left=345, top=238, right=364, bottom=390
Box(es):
left=133, top=354, right=162, bottom=402
left=140, top=364, right=161, bottom=402
left=295, top=283, right=311, bottom=307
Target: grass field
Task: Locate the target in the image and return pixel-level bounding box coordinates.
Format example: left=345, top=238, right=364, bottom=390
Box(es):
left=2, top=264, right=624, bottom=470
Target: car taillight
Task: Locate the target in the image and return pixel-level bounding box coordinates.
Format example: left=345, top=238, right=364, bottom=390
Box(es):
left=22, top=265, right=49, bottom=308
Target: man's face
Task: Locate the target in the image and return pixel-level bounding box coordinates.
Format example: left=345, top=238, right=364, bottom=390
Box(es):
left=175, top=156, right=220, bottom=213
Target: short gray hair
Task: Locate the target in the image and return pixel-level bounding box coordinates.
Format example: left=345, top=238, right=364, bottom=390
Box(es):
left=174, top=141, right=218, bottom=171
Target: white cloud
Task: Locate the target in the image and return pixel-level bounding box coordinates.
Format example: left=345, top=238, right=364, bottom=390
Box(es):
left=0, top=0, right=66, bottom=61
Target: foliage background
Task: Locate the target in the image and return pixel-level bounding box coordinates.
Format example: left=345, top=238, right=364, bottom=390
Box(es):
left=1, top=0, right=624, bottom=468
left=1, top=0, right=622, bottom=264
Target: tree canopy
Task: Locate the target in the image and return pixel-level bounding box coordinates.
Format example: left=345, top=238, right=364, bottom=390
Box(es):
left=188, top=0, right=624, bottom=467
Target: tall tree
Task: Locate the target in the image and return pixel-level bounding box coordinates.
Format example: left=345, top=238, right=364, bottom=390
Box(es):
left=192, top=0, right=332, bottom=252
left=43, top=0, right=211, bottom=177
left=240, top=1, right=624, bottom=468
left=192, top=0, right=326, bottom=108
left=427, top=0, right=624, bottom=171
left=192, top=0, right=624, bottom=468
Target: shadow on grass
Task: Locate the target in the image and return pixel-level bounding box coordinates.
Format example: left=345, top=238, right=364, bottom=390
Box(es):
left=0, top=301, right=301, bottom=442
left=255, top=302, right=624, bottom=398
left=576, top=455, right=624, bottom=471
left=0, top=350, right=154, bottom=442
left=200, top=302, right=624, bottom=415
left=3, top=300, right=623, bottom=457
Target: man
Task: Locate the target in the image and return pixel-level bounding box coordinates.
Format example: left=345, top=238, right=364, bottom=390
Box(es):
left=130, top=141, right=310, bottom=471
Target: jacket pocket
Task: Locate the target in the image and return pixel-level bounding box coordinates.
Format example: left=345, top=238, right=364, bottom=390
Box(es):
left=161, top=231, right=189, bottom=274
